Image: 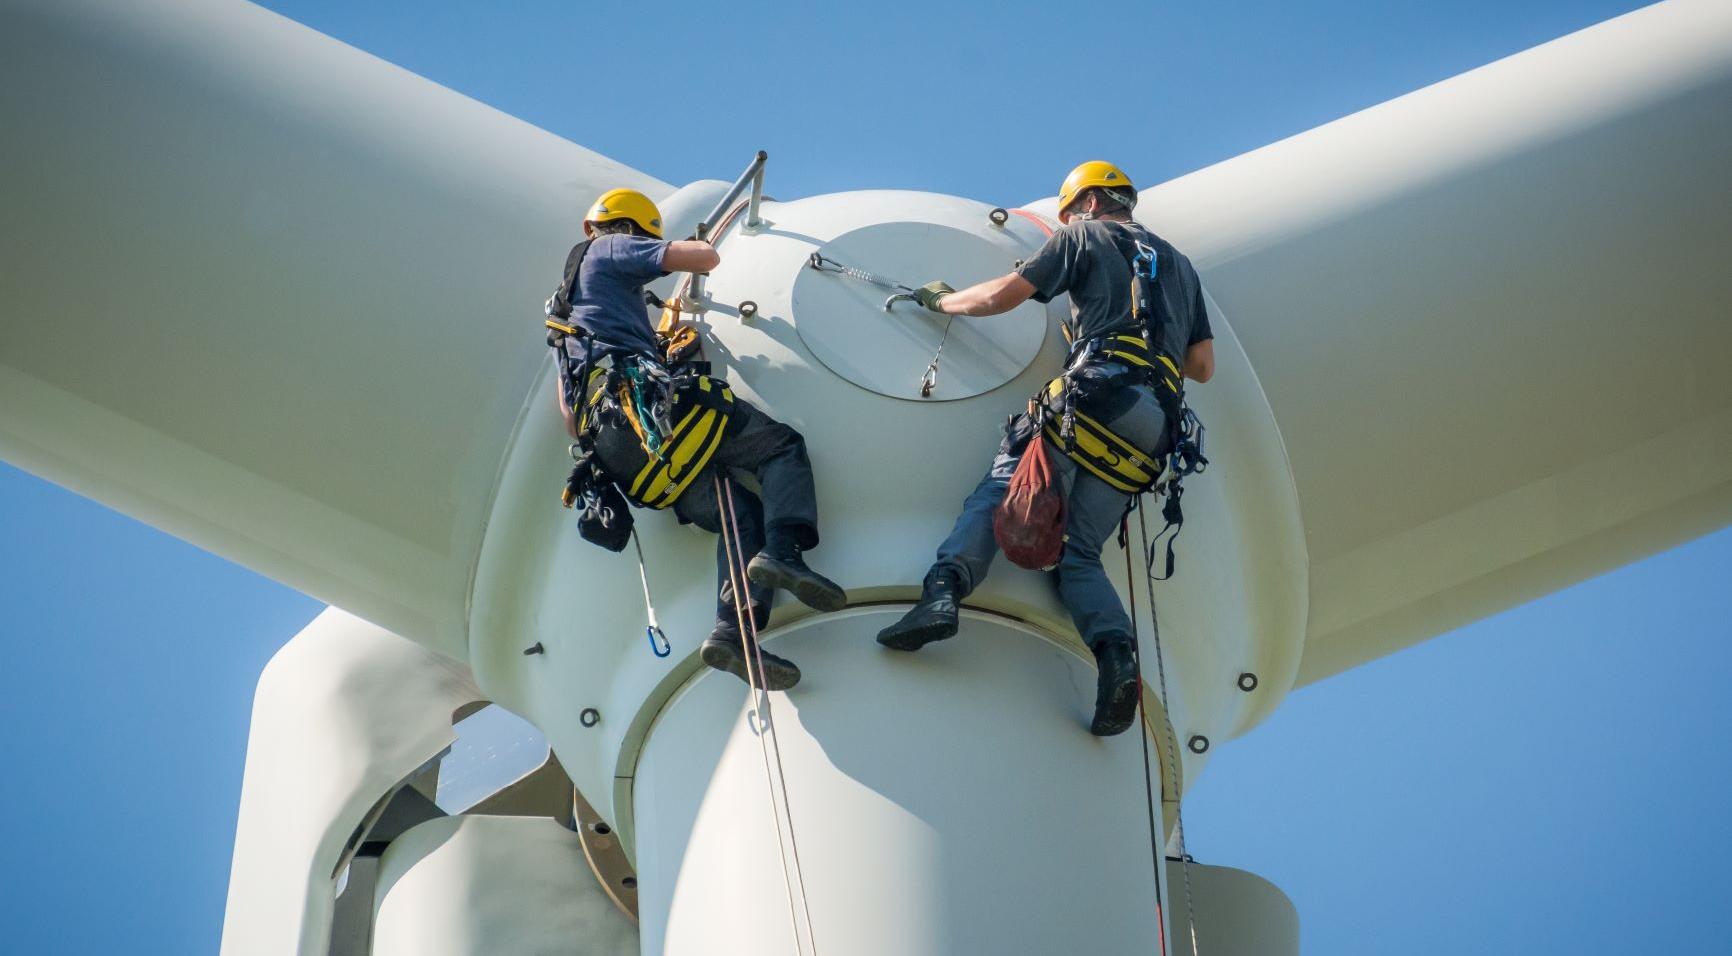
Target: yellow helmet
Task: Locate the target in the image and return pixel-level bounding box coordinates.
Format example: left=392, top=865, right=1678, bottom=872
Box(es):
left=1057, top=161, right=1136, bottom=222
left=583, top=187, right=664, bottom=239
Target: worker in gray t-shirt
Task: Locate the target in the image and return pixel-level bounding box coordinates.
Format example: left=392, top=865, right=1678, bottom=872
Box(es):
left=875, top=161, right=1216, bottom=737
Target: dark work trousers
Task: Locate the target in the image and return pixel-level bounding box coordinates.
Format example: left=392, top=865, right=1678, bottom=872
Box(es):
left=665, top=397, right=822, bottom=627
left=931, top=376, right=1170, bottom=651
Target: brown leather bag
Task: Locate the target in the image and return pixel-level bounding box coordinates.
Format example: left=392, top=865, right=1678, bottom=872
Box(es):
left=994, top=436, right=1068, bottom=570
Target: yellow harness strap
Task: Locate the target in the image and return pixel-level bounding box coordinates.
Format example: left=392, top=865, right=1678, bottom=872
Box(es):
left=626, top=377, right=734, bottom=508
left=1041, top=334, right=1179, bottom=495
left=1043, top=410, right=1164, bottom=494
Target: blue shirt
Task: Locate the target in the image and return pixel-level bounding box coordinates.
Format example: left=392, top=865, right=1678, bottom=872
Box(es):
left=566, top=234, right=669, bottom=356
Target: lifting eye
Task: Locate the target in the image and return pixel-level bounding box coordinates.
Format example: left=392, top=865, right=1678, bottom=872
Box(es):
left=989, top=207, right=1010, bottom=227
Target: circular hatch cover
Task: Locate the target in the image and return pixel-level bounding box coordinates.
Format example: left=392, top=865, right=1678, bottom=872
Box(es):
left=792, top=222, right=1049, bottom=401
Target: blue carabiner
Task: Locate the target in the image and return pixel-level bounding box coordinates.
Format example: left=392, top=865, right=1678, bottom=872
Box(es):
left=646, top=624, right=671, bottom=658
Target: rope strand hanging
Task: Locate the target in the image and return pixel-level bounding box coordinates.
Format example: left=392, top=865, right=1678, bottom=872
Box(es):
left=1135, top=497, right=1201, bottom=956
left=1115, top=516, right=1170, bottom=956
left=715, top=474, right=821, bottom=956
left=1120, top=510, right=1170, bottom=956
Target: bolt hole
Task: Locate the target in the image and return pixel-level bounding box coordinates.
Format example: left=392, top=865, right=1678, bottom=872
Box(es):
left=621, top=876, right=637, bottom=888
left=590, top=822, right=612, bottom=835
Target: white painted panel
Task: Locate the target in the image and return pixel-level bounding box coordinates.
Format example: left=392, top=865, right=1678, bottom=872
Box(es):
left=795, top=222, right=1046, bottom=401
left=633, top=609, right=1172, bottom=956
left=220, top=609, right=481, bottom=956
left=0, top=0, right=668, bottom=658
left=372, top=816, right=635, bottom=956
left=1132, top=0, right=1732, bottom=680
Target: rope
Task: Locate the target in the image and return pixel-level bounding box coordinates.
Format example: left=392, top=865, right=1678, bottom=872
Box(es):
left=1121, top=513, right=1169, bottom=956
left=715, top=474, right=819, bottom=956
left=1136, top=499, right=1201, bottom=956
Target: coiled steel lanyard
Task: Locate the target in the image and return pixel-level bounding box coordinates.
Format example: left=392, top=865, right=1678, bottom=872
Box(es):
left=807, top=252, right=952, bottom=397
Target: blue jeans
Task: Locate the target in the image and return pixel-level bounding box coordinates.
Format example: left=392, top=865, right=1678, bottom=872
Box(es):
left=931, top=382, right=1170, bottom=650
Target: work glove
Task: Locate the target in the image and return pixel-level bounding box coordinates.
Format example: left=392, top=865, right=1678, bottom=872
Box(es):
left=914, top=281, right=954, bottom=314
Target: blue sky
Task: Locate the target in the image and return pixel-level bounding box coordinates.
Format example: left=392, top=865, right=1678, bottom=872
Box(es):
left=5, top=1, right=1726, bottom=953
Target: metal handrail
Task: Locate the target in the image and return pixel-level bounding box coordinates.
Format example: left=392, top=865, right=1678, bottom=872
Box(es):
left=695, top=150, right=767, bottom=241
left=687, top=150, right=767, bottom=311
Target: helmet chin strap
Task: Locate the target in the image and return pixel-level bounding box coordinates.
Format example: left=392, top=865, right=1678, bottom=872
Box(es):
left=1062, top=187, right=1138, bottom=224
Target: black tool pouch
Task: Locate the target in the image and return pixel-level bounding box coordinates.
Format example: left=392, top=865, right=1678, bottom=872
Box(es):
left=576, top=477, right=635, bottom=553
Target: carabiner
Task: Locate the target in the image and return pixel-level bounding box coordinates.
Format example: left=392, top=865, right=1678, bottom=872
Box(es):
left=645, top=624, right=671, bottom=658
left=919, top=362, right=939, bottom=398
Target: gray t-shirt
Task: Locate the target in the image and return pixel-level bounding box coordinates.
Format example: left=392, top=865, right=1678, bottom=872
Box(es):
left=563, top=233, right=670, bottom=356
left=1016, top=219, right=1212, bottom=366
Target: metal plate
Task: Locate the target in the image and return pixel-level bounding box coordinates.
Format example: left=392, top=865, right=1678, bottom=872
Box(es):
left=792, top=222, right=1048, bottom=401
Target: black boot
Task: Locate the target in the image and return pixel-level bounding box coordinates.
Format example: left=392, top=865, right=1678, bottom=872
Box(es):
left=746, top=528, right=847, bottom=612
left=876, top=568, right=962, bottom=652
left=1089, top=636, right=1141, bottom=737
left=701, top=619, right=801, bottom=691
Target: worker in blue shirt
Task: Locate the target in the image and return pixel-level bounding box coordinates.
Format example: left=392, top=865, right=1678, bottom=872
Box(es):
left=548, top=188, right=845, bottom=690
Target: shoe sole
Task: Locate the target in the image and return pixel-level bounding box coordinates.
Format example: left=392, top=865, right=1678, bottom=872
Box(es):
left=747, top=555, right=847, bottom=613
left=701, top=640, right=801, bottom=691
left=875, top=617, right=958, bottom=652
left=1090, top=675, right=1141, bottom=737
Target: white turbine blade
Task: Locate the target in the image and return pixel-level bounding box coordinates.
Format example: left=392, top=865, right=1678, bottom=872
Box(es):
left=0, top=0, right=669, bottom=658
left=1141, top=0, right=1732, bottom=683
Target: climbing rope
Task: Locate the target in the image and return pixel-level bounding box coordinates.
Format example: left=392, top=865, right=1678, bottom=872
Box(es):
left=1120, top=513, right=1170, bottom=956
left=1134, top=498, right=1201, bottom=956
left=716, top=474, right=820, bottom=956
left=629, top=530, right=671, bottom=658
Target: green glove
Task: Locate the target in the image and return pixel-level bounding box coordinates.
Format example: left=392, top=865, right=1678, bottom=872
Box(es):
left=914, top=281, right=955, bottom=314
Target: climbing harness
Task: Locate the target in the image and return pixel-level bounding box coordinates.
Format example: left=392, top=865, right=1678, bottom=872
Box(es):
left=716, top=475, right=820, bottom=956
left=1037, top=335, right=1181, bottom=494
left=1127, top=500, right=1201, bottom=956
left=807, top=252, right=952, bottom=397
left=547, top=319, right=737, bottom=513
left=597, top=370, right=737, bottom=509
left=630, top=529, right=671, bottom=658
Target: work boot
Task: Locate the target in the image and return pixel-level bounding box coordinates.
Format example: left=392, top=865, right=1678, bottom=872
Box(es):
left=746, top=529, right=847, bottom=613
left=1089, top=636, right=1141, bottom=737
left=701, top=620, right=801, bottom=691
left=876, top=568, right=962, bottom=652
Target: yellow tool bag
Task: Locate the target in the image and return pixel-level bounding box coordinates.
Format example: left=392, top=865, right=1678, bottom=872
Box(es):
left=588, top=369, right=736, bottom=510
